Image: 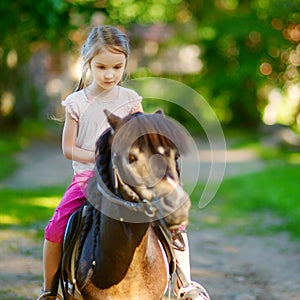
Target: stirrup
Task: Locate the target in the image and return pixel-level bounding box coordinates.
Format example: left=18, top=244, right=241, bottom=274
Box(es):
left=176, top=281, right=211, bottom=300
left=36, top=290, right=64, bottom=300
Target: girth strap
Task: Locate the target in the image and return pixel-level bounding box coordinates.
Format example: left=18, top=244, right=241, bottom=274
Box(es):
left=152, top=221, right=177, bottom=275
left=152, top=222, right=193, bottom=296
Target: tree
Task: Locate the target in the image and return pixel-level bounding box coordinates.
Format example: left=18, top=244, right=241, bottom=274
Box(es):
left=0, top=0, right=66, bottom=125
left=184, top=0, right=300, bottom=128
left=1, top=0, right=299, bottom=131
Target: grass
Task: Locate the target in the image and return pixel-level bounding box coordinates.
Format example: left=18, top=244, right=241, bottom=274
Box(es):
left=0, top=187, right=65, bottom=237
left=0, top=187, right=65, bottom=299
left=0, top=134, right=26, bottom=180
left=191, top=162, right=300, bottom=238
left=0, top=163, right=299, bottom=239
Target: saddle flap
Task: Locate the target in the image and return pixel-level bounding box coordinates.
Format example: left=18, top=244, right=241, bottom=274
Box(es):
left=62, top=205, right=86, bottom=278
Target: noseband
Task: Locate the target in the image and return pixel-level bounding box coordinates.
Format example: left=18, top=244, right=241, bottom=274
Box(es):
left=95, top=152, right=158, bottom=221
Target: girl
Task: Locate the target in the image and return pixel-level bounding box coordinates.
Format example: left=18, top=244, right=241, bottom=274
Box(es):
left=38, top=25, right=143, bottom=299
left=38, top=25, right=209, bottom=300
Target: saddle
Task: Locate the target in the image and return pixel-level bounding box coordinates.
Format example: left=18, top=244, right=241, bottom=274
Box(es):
left=57, top=205, right=177, bottom=299
left=60, top=204, right=87, bottom=300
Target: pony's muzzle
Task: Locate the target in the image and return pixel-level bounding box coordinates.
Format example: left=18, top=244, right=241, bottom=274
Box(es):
left=155, top=182, right=191, bottom=227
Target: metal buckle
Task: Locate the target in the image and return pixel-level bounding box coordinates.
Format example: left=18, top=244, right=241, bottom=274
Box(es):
left=142, top=199, right=157, bottom=217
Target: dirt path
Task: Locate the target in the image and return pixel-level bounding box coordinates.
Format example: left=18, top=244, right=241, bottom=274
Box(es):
left=188, top=219, right=300, bottom=299
left=0, top=140, right=299, bottom=299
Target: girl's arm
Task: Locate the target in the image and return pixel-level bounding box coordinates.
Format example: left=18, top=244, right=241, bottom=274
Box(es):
left=62, top=111, right=95, bottom=163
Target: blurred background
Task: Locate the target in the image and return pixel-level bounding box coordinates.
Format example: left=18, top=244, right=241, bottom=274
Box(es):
left=1, top=0, right=300, bottom=134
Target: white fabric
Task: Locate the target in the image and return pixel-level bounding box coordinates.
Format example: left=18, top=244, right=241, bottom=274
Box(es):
left=62, top=85, right=142, bottom=174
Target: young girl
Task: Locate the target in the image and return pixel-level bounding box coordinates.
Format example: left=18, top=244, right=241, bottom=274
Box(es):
left=38, top=25, right=143, bottom=299
left=38, top=25, right=209, bottom=300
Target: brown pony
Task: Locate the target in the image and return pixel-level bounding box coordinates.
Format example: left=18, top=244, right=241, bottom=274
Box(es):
left=61, top=110, right=191, bottom=300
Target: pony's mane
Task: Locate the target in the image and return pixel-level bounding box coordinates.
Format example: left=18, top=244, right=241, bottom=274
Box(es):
left=102, top=112, right=190, bottom=157
left=94, top=128, right=113, bottom=188
left=75, top=129, right=112, bottom=280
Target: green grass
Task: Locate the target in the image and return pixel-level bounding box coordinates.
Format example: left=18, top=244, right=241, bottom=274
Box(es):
left=191, top=163, right=300, bottom=238
left=1, top=163, right=298, bottom=239
left=0, top=187, right=65, bottom=235
left=0, top=134, right=26, bottom=180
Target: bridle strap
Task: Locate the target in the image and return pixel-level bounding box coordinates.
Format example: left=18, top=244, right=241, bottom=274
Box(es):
left=112, top=158, right=141, bottom=203
left=95, top=173, right=158, bottom=221
left=111, top=153, right=159, bottom=218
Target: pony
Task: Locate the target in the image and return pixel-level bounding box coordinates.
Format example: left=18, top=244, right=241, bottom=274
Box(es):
left=60, top=110, right=193, bottom=300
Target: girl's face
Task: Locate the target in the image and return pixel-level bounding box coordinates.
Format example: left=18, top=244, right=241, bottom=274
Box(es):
left=90, top=48, right=126, bottom=92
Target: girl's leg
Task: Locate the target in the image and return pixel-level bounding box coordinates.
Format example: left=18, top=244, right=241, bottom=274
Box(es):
left=38, top=171, right=93, bottom=299
left=173, top=231, right=211, bottom=300
left=174, top=231, right=191, bottom=282
left=42, top=239, right=63, bottom=291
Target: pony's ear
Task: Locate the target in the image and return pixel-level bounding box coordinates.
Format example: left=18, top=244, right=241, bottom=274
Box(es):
left=154, top=109, right=164, bottom=115
left=104, top=109, right=122, bottom=130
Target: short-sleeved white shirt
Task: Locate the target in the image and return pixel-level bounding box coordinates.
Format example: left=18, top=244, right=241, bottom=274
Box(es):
left=62, top=85, right=142, bottom=174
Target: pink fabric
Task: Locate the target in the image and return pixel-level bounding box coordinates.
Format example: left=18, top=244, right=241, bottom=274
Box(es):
left=44, top=170, right=94, bottom=243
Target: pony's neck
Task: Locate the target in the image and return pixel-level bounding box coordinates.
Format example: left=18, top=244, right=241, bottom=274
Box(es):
left=91, top=215, right=149, bottom=289
left=102, top=215, right=149, bottom=247
left=90, top=137, right=152, bottom=288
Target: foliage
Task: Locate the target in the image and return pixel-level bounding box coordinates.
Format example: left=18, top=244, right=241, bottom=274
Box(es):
left=0, top=133, right=24, bottom=180
left=105, top=0, right=183, bottom=24
left=0, top=0, right=97, bottom=126
left=0, top=0, right=300, bottom=131
left=176, top=1, right=300, bottom=127
left=0, top=0, right=64, bottom=125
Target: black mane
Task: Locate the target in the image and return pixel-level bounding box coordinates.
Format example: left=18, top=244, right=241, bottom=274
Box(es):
left=110, top=112, right=190, bottom=155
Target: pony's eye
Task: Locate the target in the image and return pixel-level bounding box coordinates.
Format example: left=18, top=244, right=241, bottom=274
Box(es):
left=128, top=153, right=137, bottom=164
left=164, top=149, right=170, bottom=157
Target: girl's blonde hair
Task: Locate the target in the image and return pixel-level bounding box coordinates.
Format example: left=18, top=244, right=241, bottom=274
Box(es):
left=75, top=26, right=130, bottom=91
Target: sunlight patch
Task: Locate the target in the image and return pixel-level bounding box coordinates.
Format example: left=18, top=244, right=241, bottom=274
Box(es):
left=28, top=196, right=61, bottom=208
left=0, top=215, right=20, bottom=225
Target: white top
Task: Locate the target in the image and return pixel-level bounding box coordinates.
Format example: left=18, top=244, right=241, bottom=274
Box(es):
left=62, top=85, right=142, bottom=174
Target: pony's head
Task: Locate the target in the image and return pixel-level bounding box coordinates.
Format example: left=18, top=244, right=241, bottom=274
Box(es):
left=96, top=110, right=191, bottom=228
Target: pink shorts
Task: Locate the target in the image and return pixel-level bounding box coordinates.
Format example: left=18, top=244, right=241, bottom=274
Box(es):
left=44, top=170, right=94, bottom=243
